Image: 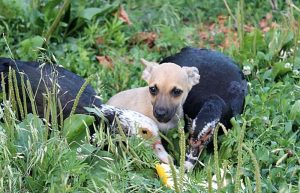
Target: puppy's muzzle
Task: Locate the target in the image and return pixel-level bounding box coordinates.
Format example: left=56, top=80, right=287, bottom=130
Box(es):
left=153, top=106, right=175, bottom=123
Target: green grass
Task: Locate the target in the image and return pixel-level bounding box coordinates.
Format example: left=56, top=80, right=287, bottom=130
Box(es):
left=1, top=0, right=300, bottom=192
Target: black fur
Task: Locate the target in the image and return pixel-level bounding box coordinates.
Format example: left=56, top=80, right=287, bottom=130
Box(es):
left=0, top=57, right=102, bottom=119
left=161, top=47, right=247, bottom=139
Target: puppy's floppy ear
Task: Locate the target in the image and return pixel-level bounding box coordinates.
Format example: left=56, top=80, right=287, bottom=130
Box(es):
left=141, top=58, right=159, bottom=83
left=182, top=66, right=200, bottom=88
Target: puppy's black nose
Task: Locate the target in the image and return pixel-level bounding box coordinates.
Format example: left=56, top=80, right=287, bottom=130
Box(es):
left=154, top=107, right=167, bottom=119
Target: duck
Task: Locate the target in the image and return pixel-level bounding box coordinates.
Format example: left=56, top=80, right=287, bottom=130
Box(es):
left=0, top=57, right=170, bottom=163
left=160, top=47, right=248, bottom=171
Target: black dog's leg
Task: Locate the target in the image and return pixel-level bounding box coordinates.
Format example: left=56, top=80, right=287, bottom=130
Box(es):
left=184, top=95, right=226, bottom=171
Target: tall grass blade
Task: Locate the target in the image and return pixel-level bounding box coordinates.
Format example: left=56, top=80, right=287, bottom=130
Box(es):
left=26, top=80, right=37, bottom=116
left=207, top=158, right=213, bottom=193
left=45, top=0, right=71, bottom=43
left=169, top=155, right=180, bottom=193
left=213, top=123, right=221, bottom=192
left=178, top=124, right=186, bottom=187
left=70, top=74, right=95, bottom=117
left=58, top=99, right=64, bottom=127
left=8, top=67, right=17, bottom=114
left=12, top=70, right=24, bottom=119
left=237, top=0, right=245, bottom=50
left=243, top=144, right=261, bottom=193
left=234, top=119, right=247, bottom=193
left=20, top=74, right=28, bottom=115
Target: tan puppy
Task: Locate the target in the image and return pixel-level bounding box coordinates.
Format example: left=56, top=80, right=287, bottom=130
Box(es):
left=107, top=59, right=200, bottom=132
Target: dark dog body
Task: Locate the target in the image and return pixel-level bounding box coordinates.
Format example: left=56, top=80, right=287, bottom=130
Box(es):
left=161, top=47, right=247, bottom=128
left=161, top=47, right=247, bottom=170
left=0, top=58, right=101, bottom=118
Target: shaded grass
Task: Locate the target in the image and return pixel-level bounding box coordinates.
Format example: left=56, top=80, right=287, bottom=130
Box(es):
left=0, top=75, right=167, bottom=192
left=0, top=0, right=300, bottom=192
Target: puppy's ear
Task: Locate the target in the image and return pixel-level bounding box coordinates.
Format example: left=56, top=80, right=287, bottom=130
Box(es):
left=141, top=58, right=159, bottom=83
left=183, top=66, right=200, bottom=88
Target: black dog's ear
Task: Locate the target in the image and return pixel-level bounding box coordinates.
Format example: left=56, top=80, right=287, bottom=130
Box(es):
left=141, top=58, right=159, bottom=83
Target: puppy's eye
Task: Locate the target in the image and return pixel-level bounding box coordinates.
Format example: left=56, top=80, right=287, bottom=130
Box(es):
left=149, top=85, right=158, bottom=96
left=171, top=88, right=183, bottom=97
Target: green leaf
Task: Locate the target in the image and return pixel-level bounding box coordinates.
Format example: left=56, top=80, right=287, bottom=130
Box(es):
left=255, top=146, right=269, bottom=162
left=87, top=150, right=116, bottom=181
left=16, top=36, right=44, bottom=60
left=77, top=143, right=96, bottom=157
left=19, top=36, right=44, bottom=50
left=271, top=62, right=292, bottom=79
left=80, top=2, right=119, bottom=20
left=80, top=4, right=118, bottom=21
left=294, top=57, right=300, bottom=68
left=80, top=8, right=103, bottom=20
left=63, top=114, right=95, bottom=146
left=290, top=100, right=300, bottom=121
left=44, top=0, right=61, bottom=21
left=0, top=0, right=29, bottom=19
left=16, top=114, right=45, bottom=155
left=243, top=29, right=266, bottom=55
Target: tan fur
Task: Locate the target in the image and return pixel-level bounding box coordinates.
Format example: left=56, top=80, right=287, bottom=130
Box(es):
left=108, top=87, right=153, bottom=118
left=107, top=59, right=200, bottom=132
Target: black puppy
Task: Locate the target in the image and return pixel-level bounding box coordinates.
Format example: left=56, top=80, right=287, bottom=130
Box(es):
left=0, top=57, right=101, bottom=119
left=161, top=47, right=248, bottom=170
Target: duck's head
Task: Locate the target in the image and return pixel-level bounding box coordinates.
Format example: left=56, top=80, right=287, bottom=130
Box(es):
left=87, top=105, right=170, bottom=164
